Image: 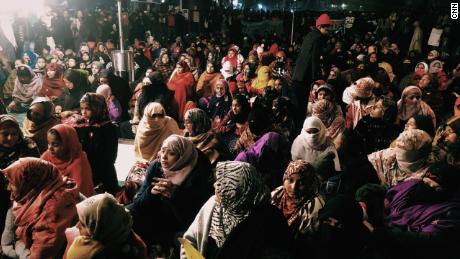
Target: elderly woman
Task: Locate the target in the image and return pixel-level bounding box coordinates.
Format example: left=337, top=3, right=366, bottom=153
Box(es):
left=181, top=161, right=292, bottom=259
left=1, top=158, right=79, bottom=259
left=22, top=97, right=60, bottom=154
left=41, top=124, right=95, bottom=197
left=271, top=160, right=325, bottom=242
left=345, top=77, right=377, bottom=129
left=368, top=129, right=432, bottom=186
left=8, top=65, right=43, bottom=113
left=397, top=85, right=436, bottom=128
left=291, top=116, right=341, bottom=171
left=134, top=102, right=181, bottom=163
left=127, top=135, right=213, bottom=256
left=184, top=108, right=230, bottom=166
left=208, top=79, right=232, bottom=127
left=64, top=193, right=146, bottom=259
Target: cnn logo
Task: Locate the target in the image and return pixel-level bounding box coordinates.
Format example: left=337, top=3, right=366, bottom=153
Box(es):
left=452, top=3, right=459, bottom=19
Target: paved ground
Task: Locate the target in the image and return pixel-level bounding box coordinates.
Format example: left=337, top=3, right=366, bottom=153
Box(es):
left=10, top=112, right=135, bottom=183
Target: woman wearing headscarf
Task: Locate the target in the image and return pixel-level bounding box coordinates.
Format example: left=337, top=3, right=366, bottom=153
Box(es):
left=99, top=69, right=132, bottom=121
left=39, top=63, right=65, bottom=100
left=8, top=65, right=43, bottom=113
left=1, top=158, right=79, bottom=259
left=196, top=61, right=223, bottom=108
left=250, top=66, right=271, bottom=96
left=208, top=79, right=232, bottom=127
left=167, top=60, right=195, bottom=122
left=153, top=52, right=175, bottom=83
left=345, top=77, right=378, bottom=129
left=271, top=96, right=296, bottom=142
left=41, top=123, right=95, bottom=197
left=134, top=102, right=181, bottom=163
left=96, top=84, right=123, bottom=124
left=397, top=85, right=436, bottom=128
left=272, top=160, right=325, bottom=258
left=0, top=115, right=40, bottom=244
left=215, top=94, right=250, bottom=152
left=291, top=116, right=341, bottom=171
left=184, top=108, right=230, bottom=166
left=127, top=135, right=213, bottom=256
left=23, top=97, right=60, bottom=154
left=235, top=132, right=290, bottom=189
left=57, top=69, right=90, bottom=114
left=428, top=60, right=447, bottom=90
left=368, top=129, right=432, bottom=186
left=66, top=93, right=119, bottom=194
left=312, top=99, right=345, bottom=146
left=181, top=161, right=292, bottom=259
left=64, top=193, right=146, bottom=259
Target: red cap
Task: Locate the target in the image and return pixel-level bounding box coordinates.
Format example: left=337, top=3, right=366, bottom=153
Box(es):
left=316, top=13, right=333, bottom=27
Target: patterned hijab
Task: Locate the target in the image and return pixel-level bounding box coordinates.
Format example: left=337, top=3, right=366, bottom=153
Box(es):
left=209, top=161, right=270, bottom=247
left=160, top=135, right=198, bottom=185
left=395, top=129, right=432, bottom=173
left=272, top=160, right=320, bottom=226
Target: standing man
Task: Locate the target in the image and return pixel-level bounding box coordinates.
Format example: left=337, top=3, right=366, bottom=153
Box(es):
left=292, top=13, right=332, bottom=131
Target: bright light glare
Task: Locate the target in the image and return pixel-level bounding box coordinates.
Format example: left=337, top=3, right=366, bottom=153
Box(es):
left=0, top=0, right=46, bottom=17
left=258, top=3, right=263, bottom=10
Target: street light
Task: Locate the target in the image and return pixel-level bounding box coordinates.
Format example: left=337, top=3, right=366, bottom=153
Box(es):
left=291, top=0, right=296, bottom=45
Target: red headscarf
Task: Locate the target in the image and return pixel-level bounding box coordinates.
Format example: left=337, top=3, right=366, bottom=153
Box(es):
left=41, top=124, right=95, bottom=197
left=2, top=158, right=78, bottom=255
left=40, top=63, right=65, bottom=98
left=168, top=61, right=195, bottom=121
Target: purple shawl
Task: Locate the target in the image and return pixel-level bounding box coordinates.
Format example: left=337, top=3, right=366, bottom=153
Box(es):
left=385, top=179, right=460, bottom=233
left=235, top=132, right=283, bottom=165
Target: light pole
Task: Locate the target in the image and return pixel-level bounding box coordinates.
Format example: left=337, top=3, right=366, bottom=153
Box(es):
left=112, top=0, right=135, bottom=83
left=290, top=0, right=296, bottom=45
left=117, top=0, right=124, bottom=51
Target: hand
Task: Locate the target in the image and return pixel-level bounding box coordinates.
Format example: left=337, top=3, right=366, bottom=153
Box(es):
left=7, top=101, right=16, bottom=112
left=60, top=111, right=76, bottom=119
left=131, top=124, right=138, bottom=134
left=151, top=177, right=177, bottom=198
left=432, top=127, right=445, bottom=146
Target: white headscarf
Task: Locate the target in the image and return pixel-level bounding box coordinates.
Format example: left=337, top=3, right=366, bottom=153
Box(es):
left=291, top=116, right=341, bottom=171
left=160, top=135, right=198, bottom=185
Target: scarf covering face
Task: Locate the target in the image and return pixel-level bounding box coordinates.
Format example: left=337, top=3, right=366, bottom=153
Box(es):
left=40, top=63, right=65, bottom=98
left=398, top=86, right=435, bottom=123
left=184, top=108, right=211, bottom=136
left=2, top=158, right=68, bottom=247
left=74, top=193, right=133, bottom=250
left=160, top=134, right=198, bottom=185
left=209, top=161, right=270, bottom=247
left=272, top=160, right=320, bottom=226
left=395, top=129, right=432, bottom=174
left=41, top=123, right=95, bottom=197
left=301, top=116, right=329, bottom=150
left=312, top=99, right=345, bottom=140
left=13, top=65, right=43, bottom=103
left=196, top=69, right=222, bottom=99
left=251, top=66, right=270, bottom=90
left=134, top=102, right=181, bottom=163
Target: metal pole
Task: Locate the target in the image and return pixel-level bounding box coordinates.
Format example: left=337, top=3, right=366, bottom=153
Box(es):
left=290, top=9, right=294, bottom=45
left=180, top=0, right=183, bottom=11
left=117, top=0, right=124, bottom=51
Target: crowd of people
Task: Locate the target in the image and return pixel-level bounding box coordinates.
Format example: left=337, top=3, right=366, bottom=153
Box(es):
left=0, top=2, right=460, bottom=259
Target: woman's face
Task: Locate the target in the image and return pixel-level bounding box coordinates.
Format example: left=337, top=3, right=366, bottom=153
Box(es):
left=370, top=100, right=384, bottom=118
left=444, top=126, right=459, bottom=145
left=80, top=102, right=93, bottom=120
left=215, top=82, right=225, bottom=97
left=228, top=50, right=236, bottom=58
left=274, top=79, right=283, bottom=92
left=283, top=173, right=307, bottom=199
left=405, top=117, right=417, bottom=131
left=82, top=54, right=90, bottom=61
left=176, top=64, right=184, bottom=74
left=68, top=59, right=76, bottom=68
left=184, top=117, right=194, bottom=134
left=317, top=90, right=331, bottom=101
left=28, top=103, right=45, bottom=123
left=419, top=74, right=431, bottom=88
left=206, top=63, right=214, bottom=73
left=64, top=78, right=74, bottom=90
left=79, top=63, right=86, bottom=69
left=0, top=124, right=20, bottom=148
left=37, top=58, right=46, bottom=69
left=416, top=64, right=426, bottom=74
left=46, top=69, right=56, bottom=78
left=98, top=44, right=105, bottom=52
left=231, top=99, right=242, bottom=115
left=160, top=147, right=179, bottom=169
left=18, top=75, right=32, bottom=84
left=404, top=92, right=421, bottom=106
left=47, top=132, right=65, bottom=160
left=369, top=53, right=377, bottom=63
left=161, top=54, right=169, bottom=64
